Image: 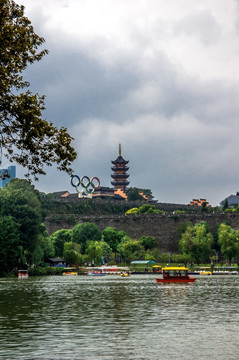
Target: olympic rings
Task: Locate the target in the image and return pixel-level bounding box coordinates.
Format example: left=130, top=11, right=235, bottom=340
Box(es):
left=71, top=175, right=100, bottom=195
left=71, top=175, right=81, bottom=188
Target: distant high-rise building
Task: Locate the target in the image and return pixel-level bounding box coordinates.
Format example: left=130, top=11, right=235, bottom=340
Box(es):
left=0, top=166, right=16, bottom=188
left=111, top=144, right=130, bottom=191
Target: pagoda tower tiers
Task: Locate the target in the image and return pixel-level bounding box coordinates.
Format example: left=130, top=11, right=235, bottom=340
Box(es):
left=111, top=144, right=130, bottom=190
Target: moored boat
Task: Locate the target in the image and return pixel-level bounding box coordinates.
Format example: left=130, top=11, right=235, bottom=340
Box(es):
left=18, top=270, right=29, bottom=279
left=63, top=267, right=78, bottom=276
left=212, top=266, right=238, bottom=275
left=199, top=267, right=212, bottom=275
left=152, top=265, right=162, bottom=273
left=156, top=267, right=196, bottom=283
left=88, top=268, right=106, bottom=276
left=120, top=271, right=130, bottom=277
left=63, top=271, right=78, bottom=276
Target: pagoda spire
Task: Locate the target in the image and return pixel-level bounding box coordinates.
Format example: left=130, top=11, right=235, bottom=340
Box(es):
left=119, top=143, right=121, bottom=156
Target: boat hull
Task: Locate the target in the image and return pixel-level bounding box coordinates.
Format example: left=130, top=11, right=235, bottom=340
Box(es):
left=156, top=277, right=196, bottom=283
left=63, top=272, right=78, bottom=276
left=88, top=272, right=106, bottom=276
left=199, top=272, right=212, bottom=275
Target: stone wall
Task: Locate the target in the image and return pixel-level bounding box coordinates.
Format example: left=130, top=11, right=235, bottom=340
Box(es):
left=44, top=212, right=239, bottom=253
left=56, top=195, right=200, bottom=212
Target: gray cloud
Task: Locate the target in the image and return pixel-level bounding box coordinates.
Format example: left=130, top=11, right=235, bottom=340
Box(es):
left=14, top=0, right=239, bottom=206
left=174, top=10, right=222, bottom=45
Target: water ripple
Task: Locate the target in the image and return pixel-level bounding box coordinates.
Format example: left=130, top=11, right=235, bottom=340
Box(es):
left=0, top=275, right=238, bottom=359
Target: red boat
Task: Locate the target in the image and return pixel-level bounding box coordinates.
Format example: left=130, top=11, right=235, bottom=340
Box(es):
left=156, top=267, right=196, bottom=283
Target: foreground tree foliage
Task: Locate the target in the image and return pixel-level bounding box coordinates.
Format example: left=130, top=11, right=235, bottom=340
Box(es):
left=0, top=179, right=45, bottom=267
left=0, top=215, right=20, bottom=275
left=0, top=0, right=77, bottom=180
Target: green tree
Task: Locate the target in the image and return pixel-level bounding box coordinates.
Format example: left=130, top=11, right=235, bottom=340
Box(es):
left=138, top=204, right=155, bottom=213
left=102, top=227, right=127, bottom=253
left=32, top=223, right=53, bottom=266
left=159, top=252, right=172, bottom=263
left=125, top=205, right=164, bottom=215
left=117, top=238, right=144, bottom=263
left=179, top=222, right=213, bottom=265
left=0, top=0, right=77, bottom=180
left=63, top=241, right=82, bottom=266
left=126, top=187, right=144, bottom=201
left=139, top=236, right=157, bottom=250
left=72, top=222, right=101, bottom=254
left=50, top=229, right=73, bottom=257
left=100, top=241, right=112, bottom=260
left=217, top=223, right=239, bottom=263
left=222, top=198, right=229, bottom=211
left=0, top=215, right=20, bottom=275
left=126, top=187, right=153, bottom=201
left=140, top=188, right=153, bottom=199
left=86, top=241, right=103, bottom=266
left=125, top=207, right=139, bottom=215
left=171, top=253, right=191, bottom=266
left=145, top=248, right=160, bottom=262
left=201, top=202, right=208, bottom=213
left=0, top=179, right=44, bottom=264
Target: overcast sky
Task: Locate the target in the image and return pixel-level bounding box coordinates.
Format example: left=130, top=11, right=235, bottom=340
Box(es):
left=15, top=0, right=239, bottom=206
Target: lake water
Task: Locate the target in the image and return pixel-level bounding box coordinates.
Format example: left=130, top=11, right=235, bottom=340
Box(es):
left=0, top=274, right=238, bottom=360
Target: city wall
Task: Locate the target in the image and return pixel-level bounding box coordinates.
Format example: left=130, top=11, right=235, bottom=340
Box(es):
left=44, top=212, right=239, bottom=253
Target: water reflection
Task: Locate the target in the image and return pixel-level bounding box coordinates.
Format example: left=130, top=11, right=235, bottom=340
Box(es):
left=0, top=275, right=238, bottom=359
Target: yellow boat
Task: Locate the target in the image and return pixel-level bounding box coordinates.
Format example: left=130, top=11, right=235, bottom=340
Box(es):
left=199, top=267, right=212, bottom=275
left=63, top=271, right=78, bottom=276
left=120, top=271, right=130, bottom=277
left=152, top=265, right=162, bottom=273
left=156, top=267, right=196, bottom=283
left=63, top=268, right=78, bottom=276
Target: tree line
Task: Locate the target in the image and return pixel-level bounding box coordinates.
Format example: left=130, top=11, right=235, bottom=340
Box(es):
left=0, top=179, right=239, bottom=276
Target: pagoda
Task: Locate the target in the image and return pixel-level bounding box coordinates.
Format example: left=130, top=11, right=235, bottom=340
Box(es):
left=111, top=144, right=130, bottom=191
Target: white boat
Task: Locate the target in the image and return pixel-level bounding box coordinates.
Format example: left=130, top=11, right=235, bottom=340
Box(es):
left=88, top=268, right=106, bottom=276
left=18, top=270, right=29, bottom=279
left=212, top=267, right=238, bottom=275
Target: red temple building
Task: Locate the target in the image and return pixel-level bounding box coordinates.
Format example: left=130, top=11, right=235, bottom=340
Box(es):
left=111, top=144, right=130, bottom=191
